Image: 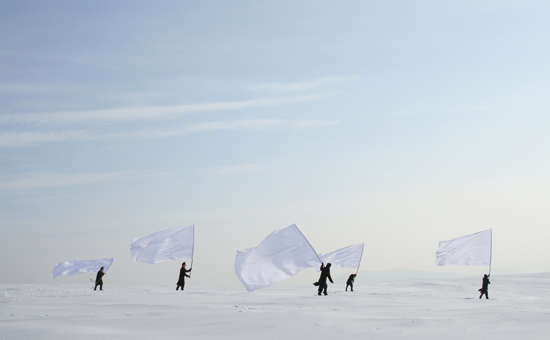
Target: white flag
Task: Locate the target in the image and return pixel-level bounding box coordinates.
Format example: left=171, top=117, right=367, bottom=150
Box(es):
left=52, top=258, right=114, bottom=278
left=235, top=224, right=321, bottom=292
left=130, top=225, right=194, bottom=264
left=435, top=229, right=492, bottom=266
left=318, top=243, right=364, bottom=271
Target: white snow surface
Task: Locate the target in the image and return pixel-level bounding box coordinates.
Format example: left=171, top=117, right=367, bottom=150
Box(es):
left=2, top=273, right=549, bottom=340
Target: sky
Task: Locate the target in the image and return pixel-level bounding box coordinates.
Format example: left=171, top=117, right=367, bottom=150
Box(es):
left=1, top=0, right=550, bottom=288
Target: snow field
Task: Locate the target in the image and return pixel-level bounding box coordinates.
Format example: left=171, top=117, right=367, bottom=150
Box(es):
left=1, top=273, right=549, bottom=340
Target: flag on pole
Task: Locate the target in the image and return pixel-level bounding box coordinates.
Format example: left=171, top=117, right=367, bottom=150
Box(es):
left=317, top=243, right=364, bottom=271
left=435, top=229, right=492, bottom=266
left=130, top=225, right=194, bottom=264
left=52, top=258, right=114, bottom=278
left=235, top=224, right=322, bottom=292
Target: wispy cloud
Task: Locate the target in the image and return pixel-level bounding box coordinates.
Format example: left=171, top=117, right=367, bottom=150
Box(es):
left=388, top=106, right=498, bottom=116
left=182, top=119, right=339, bottom=133
left=249, top=77, right=357, bottom=94
left=1, top=92, right=337, bottom=125
left=199, top=164, right=263, bottom=176
left=99, top=119, right=339, bottom=139
left=0, top=131, right=88, bottom=147
left=0, top=172, right=129, bottom=190
left=0, top=119, right=340, bottom=147
left=289, top=120, right=341, bottom=128
left=0, top=82, right=82, bottom=95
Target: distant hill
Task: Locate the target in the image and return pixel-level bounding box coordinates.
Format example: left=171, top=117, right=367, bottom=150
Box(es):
left=336, top=268, right=467, bottom=284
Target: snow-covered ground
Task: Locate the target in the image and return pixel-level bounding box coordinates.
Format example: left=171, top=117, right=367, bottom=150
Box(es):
left=2, top=273, right=549, bottom=340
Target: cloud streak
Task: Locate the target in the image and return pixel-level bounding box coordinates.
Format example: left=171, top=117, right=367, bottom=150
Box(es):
left=199, top=164, right=263, bottom=176
left=0, top=172, right=129, bottom=190
left=249, top=76, right=357, bottom=94
left=0, top=119, right=340, bottom=147
left=0, top=131, right=87, bottom=147
left=388, top=106, right=498, bottom=116
left=1, top=92, right=337, bottom=125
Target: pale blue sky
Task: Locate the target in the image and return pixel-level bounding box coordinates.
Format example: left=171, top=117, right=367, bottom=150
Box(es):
left=1, top=0, right=550, bottom=287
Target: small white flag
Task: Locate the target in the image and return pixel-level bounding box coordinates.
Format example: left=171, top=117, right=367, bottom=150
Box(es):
left=435, top=229, right=492, bottom=266
left=130, top=225, right=194, bottom=264
left=318, top=243, right=364, bottom=271
left=235, top=224, right=321, bottom=292
left=52, top=258, right=114, bottom=278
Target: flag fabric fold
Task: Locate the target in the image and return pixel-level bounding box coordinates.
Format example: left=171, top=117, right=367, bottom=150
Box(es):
left=130, top=225, right=194, bottom=264
left=51, top=258, right=114, bottom=278
left=317, top=243, right=364, bottom=272
left=235, top=224, right=321, bottom=292
left=435, top=229, right=492, bottom=266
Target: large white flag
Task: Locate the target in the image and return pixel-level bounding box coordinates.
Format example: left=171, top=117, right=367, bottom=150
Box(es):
left=318, top=243, right=364, bottom=271
left=52, top=258, right=114, bottom=278
left=435, top=229, right=492, bottom=266
left=130, top=225, right=194, bottom=264
left=235, top=224, right=321, bottom=292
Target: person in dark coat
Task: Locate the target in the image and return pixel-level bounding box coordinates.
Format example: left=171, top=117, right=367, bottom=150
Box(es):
left=176, top=262, right=192, bottom=291
left=346, top=274, right=356, bottom=292
left=94, top=267, right=105, bottom=291
left=317, top=263, right=333, bottom=296
left=478, top=274, right=490, bottom=299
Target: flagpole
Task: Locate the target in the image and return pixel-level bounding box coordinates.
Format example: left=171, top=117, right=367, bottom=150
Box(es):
left=294, top=224, right=322, bottom=264
left=189, top=225, right=195, bottom=278
left=355, top=243, right=365, bottom=275
left=487, top=228, right=493, bottom=276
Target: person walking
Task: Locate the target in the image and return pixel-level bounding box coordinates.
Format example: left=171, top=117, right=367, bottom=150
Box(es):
left=176, top=262, right=192, bottom=291
left=94, top=267, right=105, bottom=291
left=316, top=263, right=333, bottom=296
left=346, top=274, right=356, bottom=292
left=479, top=274, right=490, bottom=299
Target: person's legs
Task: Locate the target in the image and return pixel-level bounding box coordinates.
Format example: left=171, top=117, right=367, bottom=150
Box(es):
left=323, top=285, right=328, bottom=295
left=350, top=283, right=354, bottom=292
left=345, top=284, right=349, bottom=291
left=318, top=282, right=327, bottom=295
